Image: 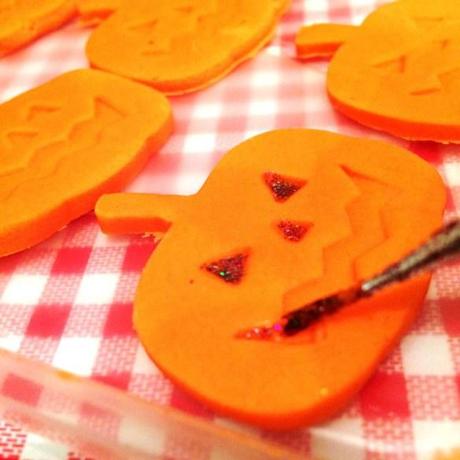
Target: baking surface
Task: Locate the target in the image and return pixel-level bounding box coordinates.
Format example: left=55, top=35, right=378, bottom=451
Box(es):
left=1, top=0, right=460, bottom=459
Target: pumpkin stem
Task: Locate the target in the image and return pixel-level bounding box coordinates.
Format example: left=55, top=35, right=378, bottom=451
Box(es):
left=95, top=192, right=190, bottom=234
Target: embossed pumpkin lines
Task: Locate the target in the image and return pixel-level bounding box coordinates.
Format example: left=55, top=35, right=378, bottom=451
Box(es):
left=199, top=164, right=398, bottom=292
left=95, top=130, right=445, bottom=429
left=1, top=96, right=124, bottom=179
left=296, top=0, right=460, bottom=142
left=370, top=14, right=460, bottom=97
left=86, top=0, right=290, bottom=94
left=0, top=69, right=172, bottom=257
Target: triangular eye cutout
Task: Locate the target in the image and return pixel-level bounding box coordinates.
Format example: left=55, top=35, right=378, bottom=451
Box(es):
left=202, top=252, right=249, bottom=284
left=263, top=172, right=306, bottom=202
left=277, top=220, right=312, bottom=242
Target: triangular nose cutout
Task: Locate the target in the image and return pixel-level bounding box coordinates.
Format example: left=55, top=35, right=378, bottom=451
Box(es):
left=277, top=220, right=312, bottom=242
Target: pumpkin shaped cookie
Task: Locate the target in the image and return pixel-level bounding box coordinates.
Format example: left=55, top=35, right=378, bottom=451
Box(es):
left=86, top=0, right=290, bottom=94
left=0, top=69, right=172, bottom=257
left=0, top=0, right=76, bottom=57
left=297, top=0, right=460, bottom=143
left=96, top=129, right=445, bottom=430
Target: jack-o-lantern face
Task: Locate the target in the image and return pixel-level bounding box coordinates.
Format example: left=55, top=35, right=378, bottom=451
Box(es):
left=96, top=129, right=445, bottom=429
left=86, top=0, right=290, bottom=94
left=0, top=69, right=171, bottom=257
left=299, top=0, right=460, bottom=142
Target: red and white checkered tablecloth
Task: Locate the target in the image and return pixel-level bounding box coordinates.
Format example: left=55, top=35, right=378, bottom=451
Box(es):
left=1, top=0, right=460, bottom=459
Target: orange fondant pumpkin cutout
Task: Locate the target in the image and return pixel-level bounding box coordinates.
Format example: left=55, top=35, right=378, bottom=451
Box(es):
left=86, top=0, right=290, bottom=94
left=96, top=129, right=445, bottom=430
left=0, top=69, right=172, bottom=257
left=296, top=0, right=460, bottom=143
left=0, top=0, right=76, bottom=57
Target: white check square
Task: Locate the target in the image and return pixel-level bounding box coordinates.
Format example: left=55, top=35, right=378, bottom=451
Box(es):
left=443, top=162, right=460, bottom=187
left=193, top=103, right=222, bottom=119
left=401, top=334, right=454, bottom=376
left=413, top=421, right=460, bottom=459
left=132, top=344, right=161, bottom=376
left=75, top=273, right=119, bottom=305
left=0, top=335, right=22, bottom=352
left=1, top=275, right=47, bottom=305
left=311, top=418, right=365, bottom=460
left=248, top=100, right=277, bottom=116
left=252, top=71, right=279, bottom=87
left=52, top=337, right=99, bottom=376
left=183, top=133, right=217, bottom=154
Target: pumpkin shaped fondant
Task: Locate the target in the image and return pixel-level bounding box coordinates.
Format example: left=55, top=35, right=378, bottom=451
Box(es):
left=0, top=0, right=76, bottom=57
left=96, top=129, right=445, bottom=429
left=297, top=0, right=460, bottom=143
left=0, top=69, right=172, bottom=257
left=86, top=0, right=290, bottom=94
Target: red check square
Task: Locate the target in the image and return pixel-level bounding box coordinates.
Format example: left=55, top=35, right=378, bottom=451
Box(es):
left=440, top=299, right=460, bottom=337
left=360, top=372, right=410, bottom=419
left=25, top=304, right=71, bottom=338
left=122, top=243, right=155, bottom=272
left=103, top=303, right=134, bottom=337
left=51, top=247, right=91, bottom=274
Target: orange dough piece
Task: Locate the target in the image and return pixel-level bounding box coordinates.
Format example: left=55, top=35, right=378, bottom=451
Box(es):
left=76, top=0, right=119, bottom=26
left=324, top=0, right=460, bottom=142
left=86, top=0, right=290, bottom=94
left=0, top=69, right=172, bottom=257
left=0, top=0, right=76, bottom=57
left=97, top=193, right=190, bottom=235
left=295, top=23, right=356, bottom=59
left=96, top=129, right=445, bottom=430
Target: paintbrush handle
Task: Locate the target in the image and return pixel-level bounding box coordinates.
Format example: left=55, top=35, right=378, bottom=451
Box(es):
left=361, top=219, right=460, bottom=294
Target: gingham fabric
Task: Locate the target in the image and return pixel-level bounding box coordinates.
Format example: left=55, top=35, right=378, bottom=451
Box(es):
left=1, top=1, right=460, bottom=459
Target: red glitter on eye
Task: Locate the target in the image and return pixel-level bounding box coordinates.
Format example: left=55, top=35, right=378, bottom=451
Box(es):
left=202, top=253, right=248, bottom=284
left=277, top=220, right=312, bottom=242
left=263, top=172, right=306, bottom=202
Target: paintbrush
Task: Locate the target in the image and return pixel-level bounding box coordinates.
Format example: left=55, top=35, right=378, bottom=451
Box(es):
left=237, top=218, right=460, bottom=341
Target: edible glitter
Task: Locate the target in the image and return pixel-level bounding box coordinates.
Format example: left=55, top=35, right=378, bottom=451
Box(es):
left=235, top=321, right=285, bottom=341
left=202, top=253, right=248, bottom=284
left=263, top=172, right=306, bottom=202
left=278, top=220, right=311, bottom=242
